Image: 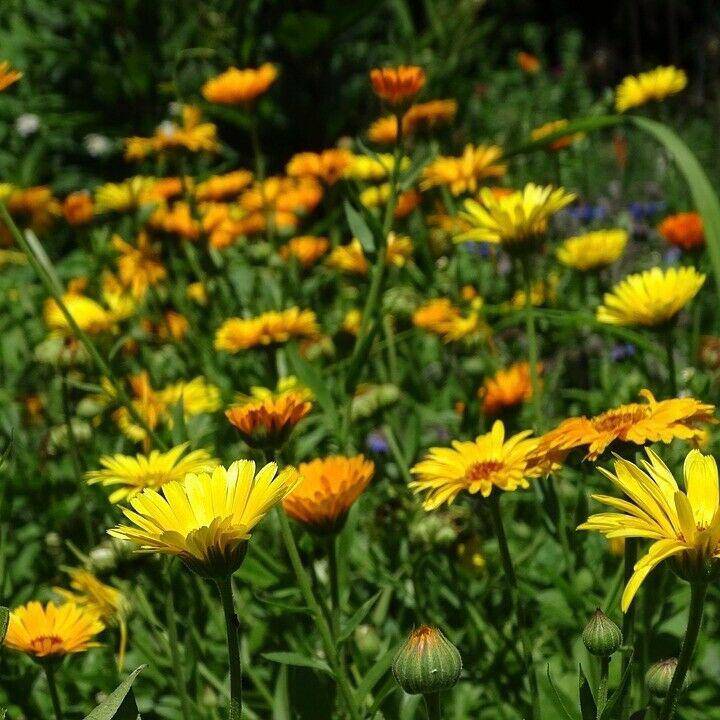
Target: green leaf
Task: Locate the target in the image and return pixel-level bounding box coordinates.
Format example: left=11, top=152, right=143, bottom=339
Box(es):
left=545, top=665, right=578, bottom=720
left=0, top=607, right=8, bottom=644
left=338, top=591, right=382, bottom=642
left=578, top=664, right=596, bottom=720
left=344, top=200, right=375, bottom=254
left=355, top=644, right=399, bottom=702
left=262, top=651, right=334, bottom=676
left=83, top=665, right=145, bottom=720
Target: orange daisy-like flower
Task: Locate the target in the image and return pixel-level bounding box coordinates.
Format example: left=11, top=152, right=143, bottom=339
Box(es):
left=368, top=100, right=457, bottom=145
left=112, top=231, right=167, bottom=299
left=283, top=455, right=375, bottom=532
left=517, top=51, right=541, bottom=74
left=0, top=61, right=22, bottom=92
left=286, top=149, right=354, bottom=185
left=658, top=212, right=704, bottom=251
left=62, top=191, right=94, bottom=225
left=370, top=65, right=426, bottom=106
left=479, top=362, right=539, bottom=415
left=195, top=170, right=253, bottom=201
left=201, top=63, right=277, bottom=105
left=279, top=236, right=330, bottom=268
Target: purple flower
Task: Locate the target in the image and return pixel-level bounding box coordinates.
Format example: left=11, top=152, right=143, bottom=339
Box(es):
left=366, top=430, right=389, bottom=454
left=610, top=343, right=636, bottom=361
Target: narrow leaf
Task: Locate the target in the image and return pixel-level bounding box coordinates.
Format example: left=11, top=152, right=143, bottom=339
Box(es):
left=344, top=200, right=375, bottom=254
left=599, top=651, right=634, bottom=720
left=338, top=591, right=382, bottom=642
left=578, top=664, right=597, bottom=720
left=262, top=651, right=334, bottom=676
left=545, top=666, right=578, bottom=720
left=83, top=665, right=145, bottom=720
left=0, top=607, right=8, bottom=644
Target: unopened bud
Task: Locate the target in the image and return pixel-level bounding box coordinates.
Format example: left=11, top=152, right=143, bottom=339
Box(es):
left=582, top=609, right=623, bottom=657
left=646, top=658, right=681, bottom=697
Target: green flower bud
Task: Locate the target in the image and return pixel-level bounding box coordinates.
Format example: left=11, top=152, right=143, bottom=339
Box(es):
left=646, top=658, right=681, bottom=697
left=355, top=624, right=381, bottom=658
left=582, top=609, right=623, bottom=657
left=392, top=626, right=462, bottom=695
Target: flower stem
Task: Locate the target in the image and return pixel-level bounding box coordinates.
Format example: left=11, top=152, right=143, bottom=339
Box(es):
left=520, top=256, right=542, bottom=431
left=216, top=576, right=243, bottom=720
left=618, top=539, right=638, bottom=720
left=664, top=329, right=678, bottom=396
left=424, top=692, right=442, bottom=720
left=597, top=656, right=610, bottom=717
left=164, top=562, right=193, bottom=720
left=658, top=581, right=708, bottom=720
left=44, top=663, right=64, bottom=720
left=327, top=535, right=341, bottom=638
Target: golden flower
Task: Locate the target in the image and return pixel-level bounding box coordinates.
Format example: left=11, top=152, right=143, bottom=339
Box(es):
left=544, top=389, right=715, bottom=461
left=658, top=212, right=704, bottom=251
left=410, top=420, right=539, bottom=509
left=94, top=177, right=158, bottom=213
left=517, top=51, right=541, bottom=74
left=531, top=119, right=584, bottom=151
left=394, top=189, right=422, bottom=218
left=283, top=455, right=375, bottom=532
left=579, top=448, right=720, bottom=610
left=386, top=232, right=414, bottom=266
left=286, top=149, right=354, bottom=185
left=368, top=100, right=457, bottom=144
left=0, top=61, right=22, bottom=92
left=279, top=236, right=329, bottom=268
left=202, top=64, right=277, bottom=105
left=368, top=116, right=399, bottom=145
left=62, top=191, right=94, bottom=225
left=327, top=240, right=370, bottom=275
left=597, top=266, right=705, bottom=327
left=345, top=153, right=409, bottom=181
left=479, top=362, right=539, bottom=415
left=187, top=281, right=208, bottom=305
left=112, top=232, right=166, bottom=299
left=6, top=186, right=61, bottom=229
left=215, top=307, right=320, bottom=353
left=615, top=66, right=687, bottom=113
left=507, top=274, right=559, bottom=309
left=158, top=310, right=189, bottom=341
left=457, top=183, right=575, bottom=247
left=556, top=229, right=628, bottom=271
left=360, top=185, right=420, bottom=218
left=195, top=170, right=253, bottom=201
left=412, top=298, right=483, bottom=344
left=86, top=442, right=218, bottom=502
left=109, top=460, right=300, bottom=578
left=370, top=65, right=426, bottom=106
left=421, top=144, right=506, bottom=196
left=149, top=201, right=201, bottom=240
left=4, top=601, right=103, bottom=658
left=342, top=308, right=362, bottom=336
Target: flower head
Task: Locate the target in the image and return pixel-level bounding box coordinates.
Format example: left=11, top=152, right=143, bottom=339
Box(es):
left=479, top=362, right=539, bottom=415
left=286, top=149, right=354, bottom=185
left=556, top=229, right=628, bottom=271
left=658, top=212, right=704, bottom=251
left=62, top=192, right=94, bottom=225
left=615, top=66, right=687, bottom=112
left=370, top=66, right=425, bottom=106
left=412, top=298, right=484, bottom=344
left=421, top=144, right=506, bottom=196
left=112, top=232, right=166, bottom=299
left=0, top=61, right=22, bottom=92
left=517, top=51, right=541, bottom=74
left=202, top=64, right=277, bottom=105
left=531, top=119, right=584, bottom=151
left=279, top=236, right=330, bottom=268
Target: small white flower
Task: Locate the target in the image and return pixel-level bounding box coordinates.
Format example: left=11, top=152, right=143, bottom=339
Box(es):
left=84, top=133, right=112, bottom=157
left=15, top=113, right=40, bottom=137
left=157, top=120, right=177, bottom=138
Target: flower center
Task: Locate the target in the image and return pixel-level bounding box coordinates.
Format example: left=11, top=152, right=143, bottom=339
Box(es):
left=592, top=405, right=649, bottom=432
left=467, top=460, right=505, bottom=482
left=30, top=634, right=63, bottom=653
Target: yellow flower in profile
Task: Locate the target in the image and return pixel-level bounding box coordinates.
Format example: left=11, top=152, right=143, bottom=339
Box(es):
left=194, top=170, right=253, bottom=201
left=345, top=153, right=409, bottom=181
left=109, top=461, right=300, bottom=578
left=368, top=116, right=399, bottom=145
left=370, top=65, right=426, bottom=106
left=479, top=362, right=539, bottom=415
left=615, top=66, right=687, bottom=113
left=86, top=443, right=218, bottom=502
left=531, top=119, right=584, bottom=151
left=421, top=145, right=506, bottom=196
left=579, top=448, right=720, bottom=611
left=556, top=229, right=628, bottom=271
left=279, top=236, right=330, bottom=268
left=457, top=183, right=575, bottom=248
left=342, top=308, right=362, bottom=335
left=410, top=420, right=539, bottom=510
left=327, top=240, right=369, bottom=275
left=0, top=61, right=22, bottom=92
left=412, top=298, right=484, bottom=344
left=112, top=232, right=166, bottom=299
left=4, top=601, right=104, bottom=658
left=283, top=455, right=375, bottom=533
left=596, top=267, right=705, bottom=327
left=286, top=149, right=354, bottom=185
left=202, top=64, right=277, bottom=105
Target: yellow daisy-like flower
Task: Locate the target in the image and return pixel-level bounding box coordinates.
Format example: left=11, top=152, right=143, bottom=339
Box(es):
left=579, top=448, right=720, bottom=610
left=556, top=229, right=628, bottom=271
left=345, top=154, right=409, bottom=182
left=596, top=266, right=705, bottom=327
left=112, top=232, right=167, bottom=299
left=201, top=64, right=277, bottom=106
left=283, top=455, right=375, bottom=533
left=410, top=420, right=539, bottom=510
left=109, top=461, right=300, bottom=578
left=195, top=170, right=253, bottom=202
left=420, top=144, right=506, bottom=196
left=4, top=601, right=104, bottom=658
left=615, top=66, right=687, bottom=113
left=457, top=183, right=576, bottom=248
left=86, top=443, right=218, bottom=503
left=530, top=119, right=584, bottom=151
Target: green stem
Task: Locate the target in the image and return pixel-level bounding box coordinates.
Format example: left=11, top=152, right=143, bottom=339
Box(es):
left=44, top=663, right=64, bottom=720
left=618, top=539, right=638, bottom=720
left=597, top=656, right=610, bottom=718
left=327, top=535, right=341, bottom=638
left=164, top=562, right=193, bottom=720
left=424, top=692, right=442, bottom=720
left=520, top=256, right=542, bottom=430
left=658, top=582, right=708, bottom=720
left=663, top=329, right=679, bottom=396
left=217, top=576, right=243, bottom=720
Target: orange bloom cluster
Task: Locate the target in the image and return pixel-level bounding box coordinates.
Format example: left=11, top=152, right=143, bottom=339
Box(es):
left=370, top=65, right=426, bottom=106
left=658, top=212, right=704, bottom=251
left=5, top=186, right=61, bottom=231
left=202, top=64, right=277, bottom=105
left=286, top=149, right=354, bottom=185
left=479, top=362, right=539, bottom=415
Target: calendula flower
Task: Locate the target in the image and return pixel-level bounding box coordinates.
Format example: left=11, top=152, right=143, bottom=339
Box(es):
left=286, top=149, right=354, bottom=185
left=86, top=443, right=218, bottom=502
left=658, top=212, right=704, bottom=251
left=4, top=602, right=103, bottom=658
left=597, top=267, right=705, bottom=327
left=62, top=191, right=94, bottom=225
left=370, top=65, right=426, bottom=106
left=421, top=144, right=506, bottom=196
left=368, top=116, right=400, bottom=145
left=556, top=229, right=628, bottom=271
left=579, top=448, right=720, bottom=610
left=531, top=119, right=584, bottom=151
left=327, top=240, right=370, bottom=275
left=109, top=461, right=300, bottom=578
left=368, top=100, right=458, bottom=144
left=283, top=455, right=375, bottom=533
left=412, top=298, right=482, bottom=343
left=615, top=66, right=687, bottom=113
left=479, top=362, right=539, bottom=415
left=279, top=236, right=329, bottom=268
left=345, top=153, right=409, bottom=181
left=202, top=64, right=277, bottom=105
left=195, top=170, right=253, bottom=201
left=0, top=61, right=22, bottom=92
left=457, top=183, right=576, bottom=248
left=517, top=51, right=541, bottom=74
left=410, top=420, right=539, bottom=510
left=342, top=308, right=362, bottom=336
left=187, top=281, right=208, bottom=305
left=112, top=232, right=167, bottom=299
left=94, top=176, right=158, bottom=213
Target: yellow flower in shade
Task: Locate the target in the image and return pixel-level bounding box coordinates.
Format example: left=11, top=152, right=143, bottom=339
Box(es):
left=370, top=65, right=426, bottom=106
left=579, top=448, right=720, bottom=611
left=342, top=308, right=362, bottom=336
left=109, top=461, right=301, bottom=578
left=410, top=420, right=539, bottom=510
left=479, top=362, right=539, bottom=415
left=286, top=149, right=354, bottom=185
left=658, top=212, right=704, bottom=251
left=0, top=61, right=22, bottom=92
left=187, top=281, right=208, bottom=305
left=4, top=601, right=103, bottom=658
left=201, top=64, right=277, bottom=105
left=421, top=145, right=506, bottom=196
left=531, top=119, right=584, bottom=151
left=542, top=389, right=715, bottom=461
left=327, top=240, right=369, bottom=275
left=457, top=183, right=576, bottom=248
left=86, top=443, right=218, bottom=502
left=556, top=229, right=628, bottom=271
left=596, top=267, right=705, bottom=327
left=195, top=170, right=253, bottom=201
left=215, top=307, right=320, bottom=353
left=112, top=232, right=166, bottom=299
left=279, top=236, right=330, bottom=268
left=615, top=66, right=687, bottom=113
left=283, top=455, right=375, bottom=533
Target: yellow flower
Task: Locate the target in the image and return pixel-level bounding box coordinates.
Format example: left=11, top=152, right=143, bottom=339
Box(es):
left=615, top=66, right=687, bottom=113
left=457, top=183, right=576, bottom=248
left=597, top=267, right=705, bottom=327
left=479, top=362, right=539, bottom=415
left=4, top=601, right=104, bottom=658
left=187, top=281, right=208, bottom=305
left=283, top=455, right=375, bottom=532
left=279, top=236, right=330, bottom=268
left=94, top=177, right=158, bottom=213
left=369, top=65, right=426, bottom=106
left=507, top=274, right=559, bottom=309
left=202, top=64, right=277, bottom=105
left=86, top=443, right=218, bottom=503
left=530, top=119, right=584, bottom=151
left=412, top=298, right=484, bottom=343
left=579, top=448, right=720, bottom=610
left=368, top=100, right=458, bottom=144
left=327, top=240, right=369, bottom=275
left=368, top=116, right=400, bottom=145
left=421, top=145, right=506, bottom=196
left=556, top=229, right=628, bottom=271
left=410, top=420, right=539, bottom=510
left=109, top=461, right=300, bottom=578
left=0, top=61, right=22, bottom=92
left=112, top=232, right=167, bottom=299
left=342, top=308, right=362, bottom=335
left=345, top=154, right=409, bottom=181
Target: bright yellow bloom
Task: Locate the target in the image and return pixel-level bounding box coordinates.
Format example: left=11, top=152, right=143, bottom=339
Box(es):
left=86, top=443, right=218, bottom=503
left=187, top=281, right=208, bottom=305
left=410, top=420, right=539, bottom=510
left=109, top=461, right=300, bottom=577
left=421, top=145, right=506, bottom=196
left=345, top=154, right=409, bottom=181
left=202, top=64, right=277, bottom=105
left=370, top=66, right=425, bottom=106
left=342, top=308, right=362, bottom=335
left=112, top=232, right=167, bottom=298
left=579, top=448, right=720, bottom=610
left=4, top=601, right=103, bottom=658
left=327, top=240, right=369, bottom=275
left=597, top=267, right=705, bottom=327
left=457, top=183, right=575, bottom=247
left=615, top=66, right=687, bottom=113
left=94, top=176, right=159, bottom=213
left=279, top=236, right=330, bottom=268
left=531, top=119, right=584, bottom=151
left=479, top=362, right=539, bottom=415
left=556, top=229, right=628, bottom=271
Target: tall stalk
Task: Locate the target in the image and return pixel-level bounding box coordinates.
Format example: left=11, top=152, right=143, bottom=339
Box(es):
left=520, top=256, right=542, bottom=430
left=216, top=576, right=243, bottom=720
left=164, top=562, right=193, bottom=720
left=44, top=663, right=64, bottom=720
left=424, top=692, right=442, bottom=719
left=618, top=539, right=638, bottom=720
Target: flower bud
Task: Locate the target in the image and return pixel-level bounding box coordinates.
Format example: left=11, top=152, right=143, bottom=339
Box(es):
left=392, top=626, right=462, bottom=695
left=646, top=658, right=681, bottom=697
left=582, top=609, right=623, bottom=657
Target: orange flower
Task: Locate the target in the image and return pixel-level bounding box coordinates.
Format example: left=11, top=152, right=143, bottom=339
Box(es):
left=158, top=310, right=189, bottom=341
left=113, top=232, right=167, bottom=298
left=370, top=66, right=426, bottom=106
left=0, top=61, right=22, bottom=92
left=286, top=149, right=354, bottom=185
left=368, top=116, right=399, bottom=145
left=149, top=202, right=201, bottom=240
left=195, top=170, right=253, bottom=201
left=658, top=212, right=704, bottom=251
left=202, top=64, right=277, bottom=105
left=479, top=362, right=539, bottom=415
left=62, top=192, right=94, bottom=225
left=283, top=455, right=374, bottom=532
left=279, top=236, right=329, bottom=268
left=517, top=51, right=541, bottom=74
left=368, top=100, right=457, bottom=144
left=531, top=119, right=584, bottom=152
left=394, top=189, right=422, bottom=218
